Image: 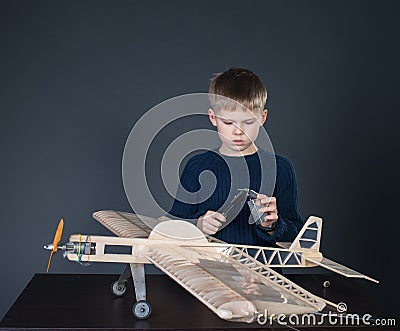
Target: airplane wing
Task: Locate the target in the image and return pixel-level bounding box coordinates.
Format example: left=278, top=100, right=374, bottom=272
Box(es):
left=92, top=210, right=218, bottom=241
left=92, top=210, right=169, bottom=238
left=144, top=244, right=326, bottom=323
left=93, top=210, right=229, bottom=243
left=142, top=220, right=327, bottom=323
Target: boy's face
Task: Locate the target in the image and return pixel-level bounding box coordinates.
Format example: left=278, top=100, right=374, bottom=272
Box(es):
left=208, top=108, right=267, bottom=156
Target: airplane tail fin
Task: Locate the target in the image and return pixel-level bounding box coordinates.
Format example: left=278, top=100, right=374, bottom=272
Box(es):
left=289, top=216, right=322, bottom=251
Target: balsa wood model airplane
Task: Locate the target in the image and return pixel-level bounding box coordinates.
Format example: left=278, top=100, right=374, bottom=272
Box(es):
left=44, top=210, right=378, bottom=323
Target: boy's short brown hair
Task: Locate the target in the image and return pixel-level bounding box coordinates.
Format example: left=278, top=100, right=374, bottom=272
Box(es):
left=209, top=67, right=267, bottom=112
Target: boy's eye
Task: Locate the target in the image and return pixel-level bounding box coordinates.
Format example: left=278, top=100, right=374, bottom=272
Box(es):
left=245, top=121, right=256, bottom=125
left=223, top=121, right=233, bottom=125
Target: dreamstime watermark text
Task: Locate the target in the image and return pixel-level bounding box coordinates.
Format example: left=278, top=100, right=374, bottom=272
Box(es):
left=256, top=302, right=396, bottom=327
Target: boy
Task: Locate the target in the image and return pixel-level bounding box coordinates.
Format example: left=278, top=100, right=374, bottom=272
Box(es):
left=169, top=68, right=303, bottom=246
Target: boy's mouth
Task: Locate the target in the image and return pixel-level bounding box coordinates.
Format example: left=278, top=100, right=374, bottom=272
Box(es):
left=232, top=140, right=245, bottom=145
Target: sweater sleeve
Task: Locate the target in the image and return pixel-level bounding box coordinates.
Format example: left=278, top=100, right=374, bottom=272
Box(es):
left=168, top=157, right=207, bottom=224
left=255, top=156, right=304, bottom=246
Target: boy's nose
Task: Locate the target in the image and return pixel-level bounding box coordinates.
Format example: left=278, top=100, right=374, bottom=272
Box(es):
left=233, top=126, right=244, bottom=134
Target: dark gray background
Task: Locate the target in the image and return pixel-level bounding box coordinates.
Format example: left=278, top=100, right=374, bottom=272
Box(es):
left=1, top=0, right=399, bottom=322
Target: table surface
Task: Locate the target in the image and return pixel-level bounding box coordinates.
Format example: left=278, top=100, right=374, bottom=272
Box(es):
left=0, top=272, right=395, bottom=330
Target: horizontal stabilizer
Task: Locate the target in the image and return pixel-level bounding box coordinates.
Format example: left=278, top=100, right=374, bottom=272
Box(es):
left=305, top=257, right=379, bottom=283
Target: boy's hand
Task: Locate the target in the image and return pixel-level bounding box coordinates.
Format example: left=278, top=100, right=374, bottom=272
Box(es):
left=256, top=194, right=278, bottom=227
left=197, top=211, right=226, bottom=235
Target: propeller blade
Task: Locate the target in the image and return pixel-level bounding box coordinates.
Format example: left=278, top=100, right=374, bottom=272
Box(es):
left=46, top=219, right=64, bottom=273
left=46, top=251, right=54, bottom=273
left=52, top=219, right=64, bottom=252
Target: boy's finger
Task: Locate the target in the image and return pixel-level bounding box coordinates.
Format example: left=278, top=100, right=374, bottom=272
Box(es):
left=258, top=206, right=276, bottom=213
left=205, top=224, right=219, bottom=234
left=207, top=217, right=223, bottom=228
left=261, top=196, right=276, bottom=205
left=212, top=212, right=226, bottom=222
left=204, top=210, right=217, bottom=217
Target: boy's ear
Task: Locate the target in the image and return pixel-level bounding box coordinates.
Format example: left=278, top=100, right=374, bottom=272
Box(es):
left=260, top=108, right=268, bottom=125
left=208, top=108, right=217, bottom=126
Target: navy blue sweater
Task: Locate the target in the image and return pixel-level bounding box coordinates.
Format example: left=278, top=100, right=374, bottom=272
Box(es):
left=168, top=149, right=303, bottom=247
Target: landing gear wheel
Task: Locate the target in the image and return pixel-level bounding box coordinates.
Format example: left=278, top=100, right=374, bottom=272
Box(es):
left=111, top=281, right=127, bottom=296
left=132, top=300, right=151, bottom=319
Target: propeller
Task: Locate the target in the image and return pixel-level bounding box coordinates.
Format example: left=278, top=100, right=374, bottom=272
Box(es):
left=44, top=219, right=64, bottom=273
